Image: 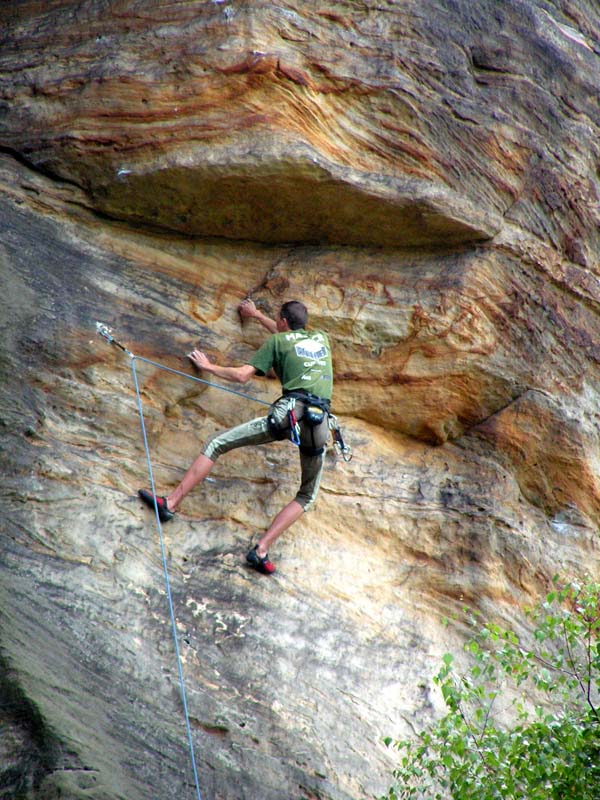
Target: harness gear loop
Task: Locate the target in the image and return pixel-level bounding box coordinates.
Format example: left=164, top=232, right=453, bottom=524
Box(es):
left=266, top=395, right=298, bottom=441
left=288, top=404, right=301, bottom=446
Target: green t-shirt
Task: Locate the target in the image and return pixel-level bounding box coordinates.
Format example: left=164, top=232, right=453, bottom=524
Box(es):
left=249, top=329, right=333, bottom=400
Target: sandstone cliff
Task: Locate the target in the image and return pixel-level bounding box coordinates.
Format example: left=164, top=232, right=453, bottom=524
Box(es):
left=1, top=2, right=600, bottom=799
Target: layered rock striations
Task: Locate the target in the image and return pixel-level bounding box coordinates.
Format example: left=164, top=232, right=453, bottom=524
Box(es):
left=1, top=1, right=600, bottom=798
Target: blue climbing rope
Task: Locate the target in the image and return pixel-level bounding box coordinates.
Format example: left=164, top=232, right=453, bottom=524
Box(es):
left=135, top=354, right=271, bottom=407
left=96, top=321, right=270, bottom=407
left=130, top=355, right=204, bottom=800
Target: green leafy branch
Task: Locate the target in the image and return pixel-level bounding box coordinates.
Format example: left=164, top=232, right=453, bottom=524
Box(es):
left=378, top=579, right=600, bottom=800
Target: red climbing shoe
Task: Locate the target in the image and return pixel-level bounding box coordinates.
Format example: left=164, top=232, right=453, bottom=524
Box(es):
left=138, top=489, right=174, bottom=522
left=246, top=545, right=276, bottom=575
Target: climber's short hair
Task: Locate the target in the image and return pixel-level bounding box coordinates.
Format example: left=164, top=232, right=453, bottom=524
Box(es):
left=280, top=301, right=308, bottom=330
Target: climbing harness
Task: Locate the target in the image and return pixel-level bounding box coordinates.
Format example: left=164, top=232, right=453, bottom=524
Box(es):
left=267, top=393, right=332, bottom=456
left=281, top=390, right=352, bottom=461
left=95, top=321, right=353, bottom=797
left=286, top=392, right=331, bottom=457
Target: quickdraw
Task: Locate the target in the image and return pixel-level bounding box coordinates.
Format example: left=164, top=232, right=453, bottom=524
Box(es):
left=96, top=321, right=133, bottom=356
left=329, top=414, right=353, bottom=462
left=288, top=404, right=301, bottom=446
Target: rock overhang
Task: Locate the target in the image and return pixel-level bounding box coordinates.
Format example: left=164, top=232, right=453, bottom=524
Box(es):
left=86, top=140, right=501, bottom=246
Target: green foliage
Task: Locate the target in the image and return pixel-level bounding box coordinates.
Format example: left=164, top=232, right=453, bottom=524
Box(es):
left=381, top=579, right=600, bottom=800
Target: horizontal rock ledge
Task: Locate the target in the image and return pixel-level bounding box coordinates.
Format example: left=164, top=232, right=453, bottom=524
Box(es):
left=85, top=146, right=501, bottom=247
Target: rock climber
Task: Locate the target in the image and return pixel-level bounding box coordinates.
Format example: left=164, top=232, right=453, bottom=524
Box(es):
left=138, top=298, right=333, bottom=574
